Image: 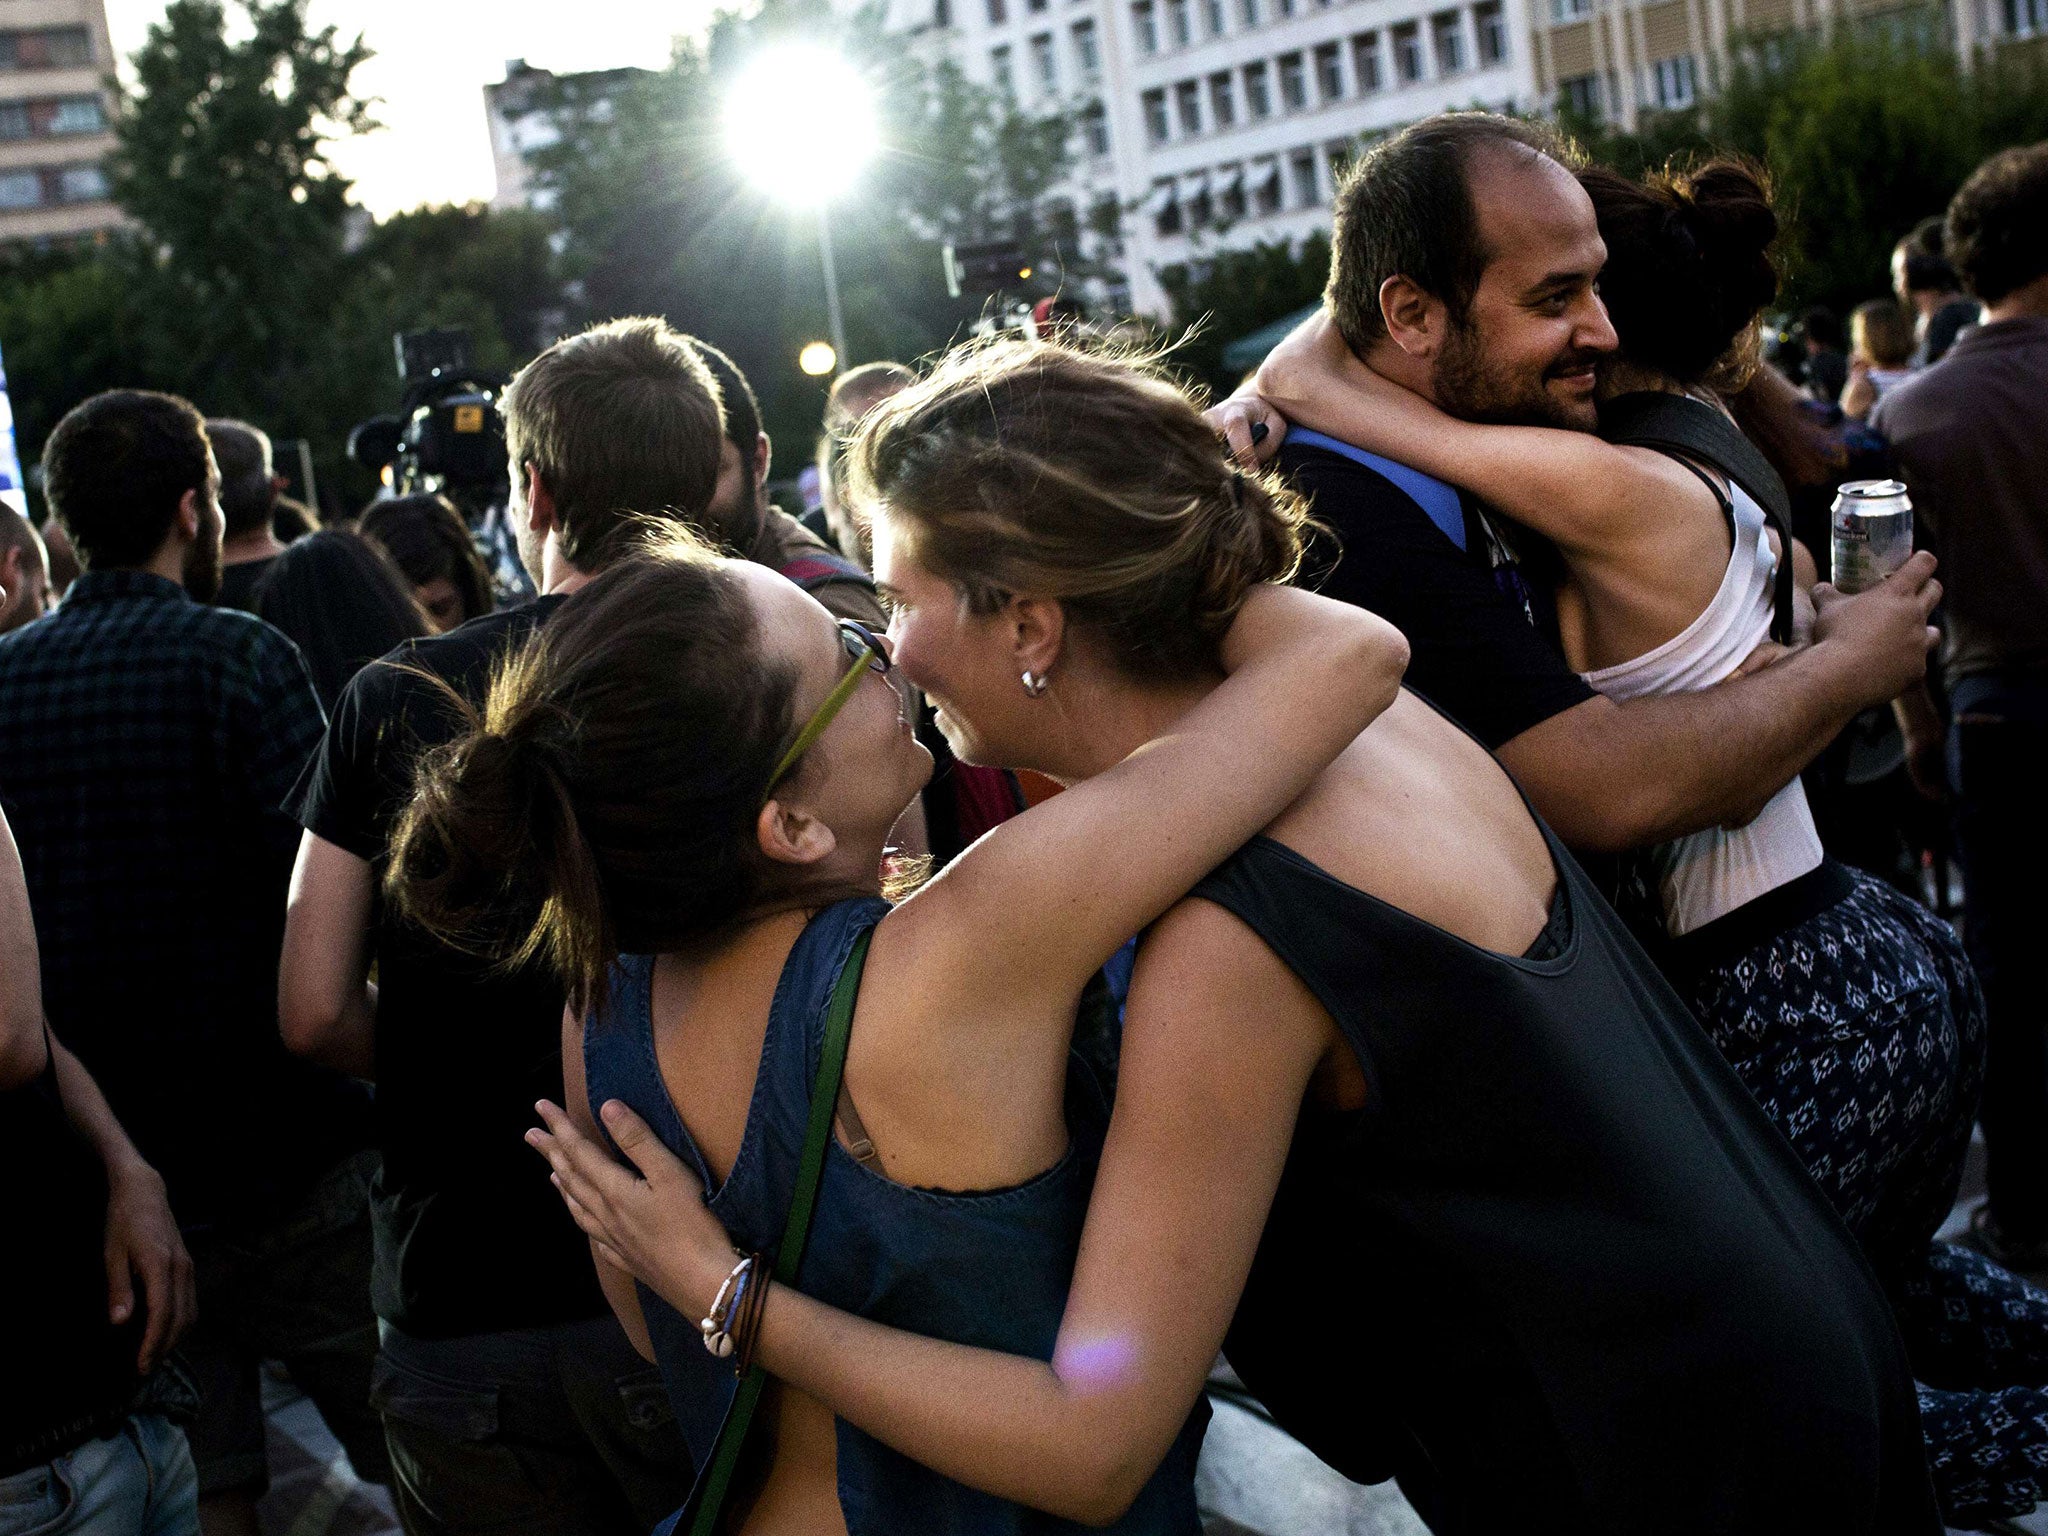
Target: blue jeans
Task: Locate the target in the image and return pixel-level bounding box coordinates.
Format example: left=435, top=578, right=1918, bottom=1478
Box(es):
left=1951, top=673, right=2048, bottom=1241
left=0, top=1416, right=198, bottom=1536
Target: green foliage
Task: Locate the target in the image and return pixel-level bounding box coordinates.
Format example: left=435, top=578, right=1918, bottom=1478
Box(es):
left=1571, top=16, right=2048, bottom=311
left=1157, top=233, right=1331, bottom=394
left=0, top=0, right=562, bottom=514
left=528, top=0, right=1079, bottom=456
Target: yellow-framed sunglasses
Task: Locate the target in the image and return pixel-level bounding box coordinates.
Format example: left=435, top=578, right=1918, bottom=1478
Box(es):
left=760, top=619, right=892, bottom=809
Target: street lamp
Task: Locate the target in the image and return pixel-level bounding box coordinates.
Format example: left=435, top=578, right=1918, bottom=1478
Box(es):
left=723, top=45, right=880, bottom=374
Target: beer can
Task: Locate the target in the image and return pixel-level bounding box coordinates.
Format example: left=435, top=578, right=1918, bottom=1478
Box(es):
left=1831, top=480, right=1914, bottom=594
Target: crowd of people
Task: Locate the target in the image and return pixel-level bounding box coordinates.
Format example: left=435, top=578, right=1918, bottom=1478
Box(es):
left=0, top=109, right=2044, bottom=1536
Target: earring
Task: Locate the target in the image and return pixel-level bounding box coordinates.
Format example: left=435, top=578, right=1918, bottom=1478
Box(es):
left=1020, top=670, right=1050, bottom=698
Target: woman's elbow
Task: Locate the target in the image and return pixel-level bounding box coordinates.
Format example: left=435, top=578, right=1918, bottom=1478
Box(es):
left=1049, top=1441, right=1157, bottom=1527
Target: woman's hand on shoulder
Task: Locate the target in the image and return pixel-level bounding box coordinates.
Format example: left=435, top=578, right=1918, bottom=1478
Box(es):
left=529, top=1098, right=734, bottom=1319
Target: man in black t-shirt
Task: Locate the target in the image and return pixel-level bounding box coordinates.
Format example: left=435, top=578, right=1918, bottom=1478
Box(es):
left=1219, top=115, right=1942, bottom=858
left=282, top=320, right=735, bottom=1533
left=206, top=420, right=283, bottom=613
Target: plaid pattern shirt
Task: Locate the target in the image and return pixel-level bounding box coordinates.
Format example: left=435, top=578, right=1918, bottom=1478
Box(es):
left=0, top=569, right=368, bottom=1230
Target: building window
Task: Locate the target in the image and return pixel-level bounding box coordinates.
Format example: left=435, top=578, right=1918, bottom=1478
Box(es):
left=1209, top=70, right=1238, bottom=126
left=1205, top=0, right=1228, bottom=33
left=0, top=104, right=26, bottom=140
left=1168, top=0, right=1193, bottom=44
left=1073, top=18, right=1100, bottom=76
left=1392, top=21, right=1424, bottom=81
left=1277, top=51, right=1307, bottom=109
left=1243, top=60, right=1273, bottom=116
left=1650, top=52, right=1698, bottom=106
left=2007, top=0, right=2048, bottom=33
left=1432, top=12, right=1465, bottom=73
left=46, top=97, right=106, bottom=136
left=1352, top=32, right=1383, bottom=90
left=1314, top=41, right=1345, bottom=100
left=1549, top=0, right=1591, bottom=20
left=0, top=28, right=93, bottom=71
left=991, top=43, right=1014, bottom=92
left=56, top=162, right=105, bottom=202
left=1474, top=1, right=1507, bottom=64
left=1031, top=32, right=1058, bottom=90
left=1253, top=160, right=1282, bottom=213
left=1326, top=139, right=1355, bottom=192
left=1175, top=78, right=1202, bottom=132
left=0, top=168, right=39, bottom=207
left=1220, top=168, right=1247, bottom=220
left=1240, top=0, right=1260, bottom=25
left=987, top=0, right=1010, bottom=22
left=1082, top=99, right=1111, bottom=154
left=935, top=0, right=953, bottom=26
left=1290, top=147, right=1319, bottom=206
left=1029, top=0, right=1050, bottom=12
left=1188, top=179, right=1213, bottom=226
left=1134, top=0, right=1161, bottom=52
left=1559, top=71, right=1601, bottom=116
left=1143, top=86, right=1170, bottom=140
left=1276, top=0, right=1298, bottom=17
left=1153, top=181, right=1183, bottom=235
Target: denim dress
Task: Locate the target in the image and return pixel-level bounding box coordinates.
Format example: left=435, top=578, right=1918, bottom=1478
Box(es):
left=583, top=896, right=1206, bottom=1536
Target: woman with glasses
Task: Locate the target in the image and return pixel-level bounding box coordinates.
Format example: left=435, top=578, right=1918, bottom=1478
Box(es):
left=384, top=451, right=1409, bottom=1536
left=522, top=341, right=1940, bottom=1536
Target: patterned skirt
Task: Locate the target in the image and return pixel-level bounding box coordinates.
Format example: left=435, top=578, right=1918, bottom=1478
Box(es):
left=1685, top=869, right=2048, bottom=1525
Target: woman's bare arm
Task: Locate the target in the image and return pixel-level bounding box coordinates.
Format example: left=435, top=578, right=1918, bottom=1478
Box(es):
left=903, top=583, right=1406, bottom=1008
left=531, top=901, right=1330, bottom=1524
left=0, top=809, right=46, bottom=1089
left=1254, top=311, right=1705, bottom=559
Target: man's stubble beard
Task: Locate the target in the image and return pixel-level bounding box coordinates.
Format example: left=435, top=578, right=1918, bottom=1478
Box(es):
left=184, top=511, right=224, bottom=604
left=1432, top=315, right=1597, bottom=432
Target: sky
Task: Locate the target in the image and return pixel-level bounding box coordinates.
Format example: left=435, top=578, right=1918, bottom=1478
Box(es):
left=102, top=1, right=716, bottom=217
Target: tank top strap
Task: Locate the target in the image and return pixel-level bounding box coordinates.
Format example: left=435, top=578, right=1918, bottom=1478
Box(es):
left=582, top=952, right=712, bottom=1186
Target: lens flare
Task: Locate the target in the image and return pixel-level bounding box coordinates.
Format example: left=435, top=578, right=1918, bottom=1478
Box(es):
left=723, top=45, right=880, bottom=208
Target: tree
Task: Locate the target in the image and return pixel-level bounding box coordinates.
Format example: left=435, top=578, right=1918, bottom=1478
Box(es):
left=106, top=0, right=374, bottom=429
left=1567, top=14, right=2048, bottom=311
left=1157, top=234, right=1331, bottom=395
left=526, top=0, right=1079, bottom=456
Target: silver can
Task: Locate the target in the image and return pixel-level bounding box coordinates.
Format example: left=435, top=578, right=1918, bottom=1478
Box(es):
left=1831, top=479, right=1914, bottom=594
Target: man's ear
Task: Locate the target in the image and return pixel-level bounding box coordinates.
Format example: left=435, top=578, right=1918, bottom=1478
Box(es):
left=1007, top=594, right=1066, bottom=685
left=174, top=487, right=203, bottom=541
left=525, top=463, right=557, bottom=535
left=755, top=795, right=839, bottom=869
left=1379, top=275, right=1449, bottom=362
left=754, top=432, right=773, bottom=488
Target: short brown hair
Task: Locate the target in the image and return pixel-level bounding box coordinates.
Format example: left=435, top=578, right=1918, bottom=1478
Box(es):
left=850, top=339, right=1308, bottom=683
left=43, top=390, right=211, bottom=570
left=1945, top=141, right=2048, bottom=305
left=1327, top=112, right=1580, bottom=356
left=501, top=318, right=727, bottom=570
left=1851, top=299, right=1914, bottom=369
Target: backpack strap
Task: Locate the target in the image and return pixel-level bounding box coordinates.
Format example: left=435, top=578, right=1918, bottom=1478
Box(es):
left=1600, top=392, right=1797, bottom=645
left=686, top=926, right=875, bottom=1536
left=1287, top=428, right=1469, bottom=552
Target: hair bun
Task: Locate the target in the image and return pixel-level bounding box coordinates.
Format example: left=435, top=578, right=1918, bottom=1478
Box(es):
left=1186, top=467, right=1308, bottom=641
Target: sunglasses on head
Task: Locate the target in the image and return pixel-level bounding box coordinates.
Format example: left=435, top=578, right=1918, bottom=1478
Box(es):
left=760, top=619, right=892, bottom=808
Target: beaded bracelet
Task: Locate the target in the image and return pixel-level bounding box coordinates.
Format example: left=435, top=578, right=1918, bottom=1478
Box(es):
left=699, top=1255, right=753, bottom=1359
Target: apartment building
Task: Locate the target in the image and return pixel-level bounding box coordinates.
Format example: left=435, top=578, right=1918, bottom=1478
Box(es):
left=1529, top=0, right=2045, bottom=129
left=0, top=0, right=120, bottom=243
left=484, top=59, right=651, bottom=211
left=906, top=0, right=1535, bottom=312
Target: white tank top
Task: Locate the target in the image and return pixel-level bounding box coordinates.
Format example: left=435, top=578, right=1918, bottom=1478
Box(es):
left=1582, top=476, right=1825, bottom=936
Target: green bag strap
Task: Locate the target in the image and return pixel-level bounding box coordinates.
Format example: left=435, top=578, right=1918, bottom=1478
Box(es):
left=686, top=924, right=875, bottom=1536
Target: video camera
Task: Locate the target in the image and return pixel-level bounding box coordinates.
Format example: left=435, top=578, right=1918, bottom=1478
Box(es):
left=348, top=328, right=510, bottom=517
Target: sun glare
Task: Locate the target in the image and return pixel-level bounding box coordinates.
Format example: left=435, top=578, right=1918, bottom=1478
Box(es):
left=722, top=45, right=881, bottom=208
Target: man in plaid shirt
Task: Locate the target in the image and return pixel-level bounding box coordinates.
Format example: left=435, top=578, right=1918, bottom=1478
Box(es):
left=0, top=390, right=384, bottom=1532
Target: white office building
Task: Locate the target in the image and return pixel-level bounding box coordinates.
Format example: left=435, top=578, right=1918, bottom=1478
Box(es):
left=897, top=0, right=1537, bottom=314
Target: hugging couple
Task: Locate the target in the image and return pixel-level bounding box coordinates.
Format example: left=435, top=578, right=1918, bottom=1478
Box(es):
left=415, top=114, right=2000, bottom=1534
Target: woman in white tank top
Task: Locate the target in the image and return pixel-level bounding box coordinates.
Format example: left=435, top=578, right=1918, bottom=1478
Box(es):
left=1260, top=159, right=2048, bottom=1525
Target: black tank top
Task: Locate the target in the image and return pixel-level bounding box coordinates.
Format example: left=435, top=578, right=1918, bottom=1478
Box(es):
left=1197, top=819, right=1939, bottom=1534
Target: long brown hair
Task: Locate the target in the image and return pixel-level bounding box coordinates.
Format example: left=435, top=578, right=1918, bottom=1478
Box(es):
left=385, top=533, right=801, bottom=1014
left=848, top=338, right=1310, bottom=683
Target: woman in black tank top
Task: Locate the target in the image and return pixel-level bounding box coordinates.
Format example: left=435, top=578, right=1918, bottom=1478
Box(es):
left=533, top=340, right=1940, bottom=1533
